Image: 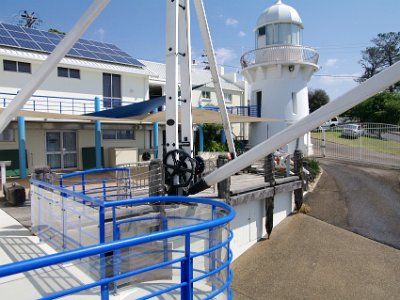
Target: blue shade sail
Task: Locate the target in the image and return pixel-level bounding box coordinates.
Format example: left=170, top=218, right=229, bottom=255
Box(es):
left=0, top=22, right=144, bottom=68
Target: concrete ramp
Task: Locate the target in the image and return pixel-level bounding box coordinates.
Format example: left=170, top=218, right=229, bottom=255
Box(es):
left=231, top=214, right=400, bottom=300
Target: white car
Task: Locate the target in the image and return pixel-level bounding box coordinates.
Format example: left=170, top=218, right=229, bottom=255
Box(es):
left=321, top=117, right=339, bottom=128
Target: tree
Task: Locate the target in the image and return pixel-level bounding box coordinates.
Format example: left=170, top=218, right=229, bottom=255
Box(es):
left=48, top=28, right=66, bottom=35
left=308, top=89, right=329, bottom=113
left=357, top=32, right=400, bottom=91
left=345, top=92, right=400, bottom=125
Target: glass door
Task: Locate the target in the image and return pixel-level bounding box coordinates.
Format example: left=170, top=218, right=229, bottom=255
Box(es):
left=46, top=131, right=77, bottom=170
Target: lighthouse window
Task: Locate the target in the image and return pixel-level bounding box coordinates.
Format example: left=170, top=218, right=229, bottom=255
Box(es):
left=292, top=92, right=298, bottom=115
left=277, top=23, right=292, bottom=44
left=266, top=25, right=274, bottom=45
left=258, top=26, right=266, bottom=36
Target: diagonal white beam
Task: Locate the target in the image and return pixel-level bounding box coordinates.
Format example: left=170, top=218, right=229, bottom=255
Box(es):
left=0, top=0, right=111, bottom=133
left=193, top=0, right=236, bottom=157
left=189, top=61, right=400, bottom=194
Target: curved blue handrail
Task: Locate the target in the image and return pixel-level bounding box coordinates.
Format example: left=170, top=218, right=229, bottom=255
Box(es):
left=0, top=195, right=235, bottom=300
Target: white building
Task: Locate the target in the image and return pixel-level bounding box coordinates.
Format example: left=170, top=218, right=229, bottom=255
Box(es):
left=0, top=22, right=246, bottom=175
left=241, top=0, right=319, bottom=154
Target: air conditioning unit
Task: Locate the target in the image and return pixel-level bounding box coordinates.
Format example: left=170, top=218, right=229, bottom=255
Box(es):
left=109, top=148, right=138, bottom=167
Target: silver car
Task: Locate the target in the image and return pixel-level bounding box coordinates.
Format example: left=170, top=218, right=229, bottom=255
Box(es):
left=341, top=124, right=364, bottom=138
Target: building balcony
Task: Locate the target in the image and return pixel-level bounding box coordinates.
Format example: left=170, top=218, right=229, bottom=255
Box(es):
left=240, top=45, right=319, bottom=69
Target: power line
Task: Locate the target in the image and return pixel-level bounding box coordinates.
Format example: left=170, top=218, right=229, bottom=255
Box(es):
left=313, top=74, right=361, bottom=79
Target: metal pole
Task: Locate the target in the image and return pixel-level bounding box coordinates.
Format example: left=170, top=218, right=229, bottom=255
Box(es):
left=179, top=0, right=194, bottom=157
left=153, top=109, right=159, bottom=159
left=165, top=0, right=179, bottom=155
left=0, top=0, right=111, bottom=133
left=18, top=116, right=27, bottom=179
left=95, top=96, right=102, bottom=169
left=193, top=0, right=236, bottom=157
left=189, top=61, right=400, bottom=194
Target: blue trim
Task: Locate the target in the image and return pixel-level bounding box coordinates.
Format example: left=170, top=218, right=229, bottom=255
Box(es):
left=153, top=108, right=159, bottom=159
left=199, top=124, right=204, bottom=152
left=95, top=96, right=102, bottom=169
left=17, top=116, right=26, bottom=179
left=95, top=120, right=102, bottom=169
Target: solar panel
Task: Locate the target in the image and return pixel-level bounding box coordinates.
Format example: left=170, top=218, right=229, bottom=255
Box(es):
left=73, top=43, right=88, bottom=51
left=22, top=27, right=44, bottom=36
left=0, top=28, right=11, bottom=37
left=2, top=23, right=25, bottom=33
left=8, top=31, right=32, bottom=40
left=37, top=42, right=55, bottom=52
left=0, top=22, right=144, bottom=68
left=30, top=35, right=52, bottom=44
left=0, top=36, right=18, bottom=47
left=67, top=48, right=82, bottom=57
left=15, top=39, right=41, bottom=50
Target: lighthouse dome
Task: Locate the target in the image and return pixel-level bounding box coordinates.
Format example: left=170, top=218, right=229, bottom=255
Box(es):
left=255, top=0, right=303, bottom=30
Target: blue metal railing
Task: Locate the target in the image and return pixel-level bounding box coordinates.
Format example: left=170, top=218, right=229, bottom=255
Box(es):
left=0, top=92, right=97, bottom=115
left=203, top=105, right=259, bottom=117
left=14, top=174, right=235, bottom=299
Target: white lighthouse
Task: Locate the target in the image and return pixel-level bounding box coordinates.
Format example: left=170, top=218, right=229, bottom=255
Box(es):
left=241, top=0, right=319, bottom=154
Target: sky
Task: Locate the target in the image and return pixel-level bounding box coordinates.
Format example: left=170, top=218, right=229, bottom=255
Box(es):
left=0, top=0, right=399, bottom=100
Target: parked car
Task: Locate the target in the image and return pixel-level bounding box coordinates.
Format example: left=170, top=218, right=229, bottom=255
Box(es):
left=341, top=124, right=364, bottom=138
left=321, top=117, right=339, bottom=129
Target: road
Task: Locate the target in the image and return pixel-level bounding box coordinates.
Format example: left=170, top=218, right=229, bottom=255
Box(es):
left=305, top=159, right=400, bottom=249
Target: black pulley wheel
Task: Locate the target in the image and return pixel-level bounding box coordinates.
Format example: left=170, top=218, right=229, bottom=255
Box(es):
left=163, top=149, right=196, bottom=188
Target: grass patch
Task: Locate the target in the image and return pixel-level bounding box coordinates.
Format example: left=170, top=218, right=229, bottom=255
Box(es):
left=311, top=131, right=400, bottom=156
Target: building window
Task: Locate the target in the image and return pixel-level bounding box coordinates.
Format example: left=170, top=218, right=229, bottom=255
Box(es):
left=103, top=73, right=122, bottom=108
left=58, top=67, right=80, bottom=79
left=102, top=129, right=135, bottom=140
left=0, top=125, right=14, bottom=142
left=3, top=60, right=31, bottom=73
left=224, top=93, right=232, bottom=102
left=258, top=26, right=266, bottom=36
left=201, top=91, right=211, bottom=100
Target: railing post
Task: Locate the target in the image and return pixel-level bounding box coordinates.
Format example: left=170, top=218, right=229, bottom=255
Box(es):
left=321, top=128, right=326, bottom=157
left=293, top=150, right=304, bottom=210
left=149, top=159, right=164, bottom=196
left=181, top=233, right=193, bottom=300
left=264, top=154, right=275, bottom=238
left=112, top=212, right=120, bottom=296
left=217, top=155, right=231, bottom=200
left=99, top=204, right=109, bottom=300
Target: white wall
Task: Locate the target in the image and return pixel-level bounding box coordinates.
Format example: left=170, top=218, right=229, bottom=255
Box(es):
left=0, top=54, right=149, bottom=113
left=244, top=64, right=315, bottom=153
left=230, top=191, right=294, bottom=260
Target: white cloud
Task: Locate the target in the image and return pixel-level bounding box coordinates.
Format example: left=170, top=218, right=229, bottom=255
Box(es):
left=226, top=18, right=238, bottom=27
left=215, top=48, right=236, bottom=65
left=238, top=31, right=246, bottom=38
left=94, top=27, right=105, bottom=41
left=325, top=58, right=338, bottom=68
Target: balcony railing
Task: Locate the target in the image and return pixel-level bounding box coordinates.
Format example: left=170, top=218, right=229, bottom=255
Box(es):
left=240, top=45, right=319, bottom=69
left=203, top=105, right=259, bottom=117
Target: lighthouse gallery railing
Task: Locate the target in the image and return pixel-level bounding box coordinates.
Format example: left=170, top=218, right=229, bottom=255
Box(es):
left=240, top=45, right=319, bottom=68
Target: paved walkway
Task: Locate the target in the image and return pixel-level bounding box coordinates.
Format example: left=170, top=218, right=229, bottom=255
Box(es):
left=231, top=213, right=400, bottom=300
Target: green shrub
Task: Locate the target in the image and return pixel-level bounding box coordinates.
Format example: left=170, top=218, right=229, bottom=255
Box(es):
left=304, top=158, right=320, bottom=182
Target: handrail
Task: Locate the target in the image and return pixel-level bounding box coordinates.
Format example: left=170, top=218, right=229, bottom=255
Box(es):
left=241, top=44, right=319, bottom=69
left=1, top=196, right=234, bottom=273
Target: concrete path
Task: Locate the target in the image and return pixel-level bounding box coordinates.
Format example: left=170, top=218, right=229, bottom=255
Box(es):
left=305, top=160, right=400, bottom=249
left=231, top=214, right=400, bottom=300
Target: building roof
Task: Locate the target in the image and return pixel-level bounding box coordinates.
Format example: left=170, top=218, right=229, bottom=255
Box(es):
left=140, top=59, right=243, bottom=92
left=0, top=23, right=144, bottom=68
left=0, top=47, right=153, bottom=76
left=255, top=0, right=303, bottom=30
